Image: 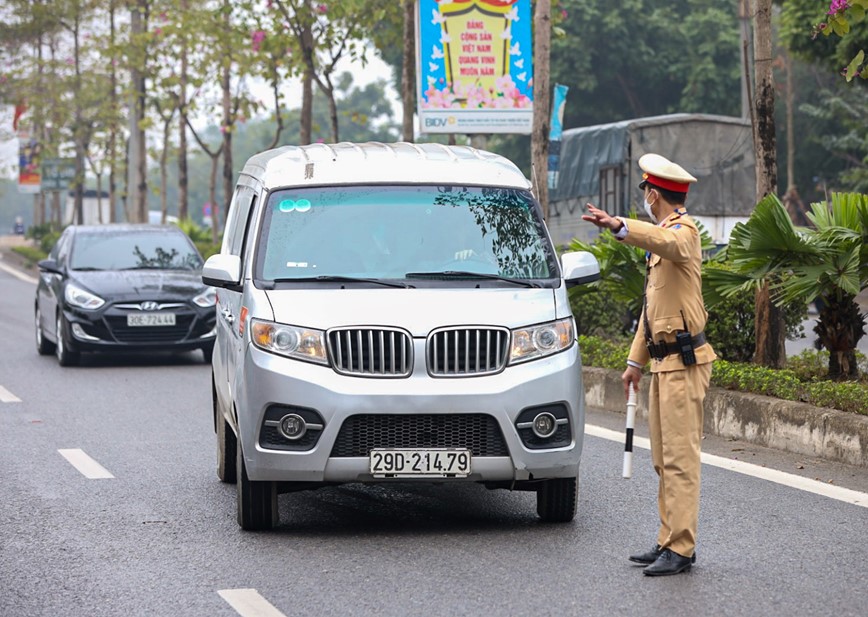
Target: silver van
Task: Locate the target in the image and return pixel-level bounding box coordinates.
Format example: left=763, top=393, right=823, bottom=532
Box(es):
left=202, top=142, right=600, bottom=530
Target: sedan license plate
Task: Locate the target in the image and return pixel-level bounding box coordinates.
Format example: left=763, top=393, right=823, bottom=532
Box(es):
left=370, top=449, right=471, bottom=477
left=127, top=312, right=176, bottom=327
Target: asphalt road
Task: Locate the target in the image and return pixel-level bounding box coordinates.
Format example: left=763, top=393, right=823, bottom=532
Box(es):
left=1, top=259, right=867, bottom=617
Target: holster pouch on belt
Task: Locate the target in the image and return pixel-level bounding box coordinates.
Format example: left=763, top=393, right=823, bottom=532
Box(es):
left=646, top=332, right=706, bottom=364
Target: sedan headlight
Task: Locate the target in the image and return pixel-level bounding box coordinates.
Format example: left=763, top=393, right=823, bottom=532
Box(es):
left=510, top=317, right=575, bottom=365
left=250, top=319, right=328, bottom=365
left=64, top=283, right=105, bottom=310
left=192, top=287, right=217, bottom=308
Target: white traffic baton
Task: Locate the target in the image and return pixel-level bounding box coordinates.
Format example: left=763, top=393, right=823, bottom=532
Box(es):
left=622, top=383, right=637, bottom=479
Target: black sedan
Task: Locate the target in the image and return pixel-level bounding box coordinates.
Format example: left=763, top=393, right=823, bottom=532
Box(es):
left=35, top=224, right=217, bottom=366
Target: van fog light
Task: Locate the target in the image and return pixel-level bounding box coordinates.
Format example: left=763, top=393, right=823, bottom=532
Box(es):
left=532, top=412, right=557, bottom=439
left=278, top=413, right=307, bottom=440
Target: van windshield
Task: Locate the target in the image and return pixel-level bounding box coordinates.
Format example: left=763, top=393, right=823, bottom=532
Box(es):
left=255, top=185, right=558, bottom=283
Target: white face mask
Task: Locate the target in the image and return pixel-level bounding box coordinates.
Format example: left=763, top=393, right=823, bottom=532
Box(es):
left=643, top=198, right=658, bottom=223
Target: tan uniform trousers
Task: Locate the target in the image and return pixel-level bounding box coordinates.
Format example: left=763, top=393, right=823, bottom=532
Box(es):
left=647, top=361, right=713, bottom=558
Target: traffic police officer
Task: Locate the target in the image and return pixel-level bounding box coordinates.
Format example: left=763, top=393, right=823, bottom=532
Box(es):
left=582, top=153, right=716, bottom=576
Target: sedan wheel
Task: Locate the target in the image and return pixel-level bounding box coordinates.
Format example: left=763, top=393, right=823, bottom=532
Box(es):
left=55, top=313, right=80, bottom=367
left=35, top=306, right=55, bottom=355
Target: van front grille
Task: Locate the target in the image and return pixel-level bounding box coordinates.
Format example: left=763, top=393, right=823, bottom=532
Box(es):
left=330, top=414, right=509, bottom=457
left=427, top=327, right=509, bottom=376
left=328, top=327, right=413, bottom=377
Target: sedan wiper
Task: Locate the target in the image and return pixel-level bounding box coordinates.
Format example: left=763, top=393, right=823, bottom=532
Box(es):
left=266, top=275, right=413, bottom=289
left=404, top=271, right=540, bottom=288
left=70, top=267, right=105, bottom=271
left=119, top=265, right=167, bottom=270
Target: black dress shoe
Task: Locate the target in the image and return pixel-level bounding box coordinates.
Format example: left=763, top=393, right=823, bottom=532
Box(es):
left=643, top=549, right=695, bottom=576
left=628, top=545, right=663, bottom=565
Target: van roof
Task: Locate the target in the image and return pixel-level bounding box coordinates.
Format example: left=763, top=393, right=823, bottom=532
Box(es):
left=240, top=142, right=532, bottom=191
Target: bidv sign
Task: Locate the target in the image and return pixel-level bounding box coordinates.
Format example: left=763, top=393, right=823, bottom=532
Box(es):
left=423, top=116, right=457, bottom=129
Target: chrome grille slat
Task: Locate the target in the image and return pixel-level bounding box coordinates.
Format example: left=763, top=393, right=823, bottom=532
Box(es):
left=427, top=327, right=509, bottom=377
left=328, top=328, right=412, bottom=378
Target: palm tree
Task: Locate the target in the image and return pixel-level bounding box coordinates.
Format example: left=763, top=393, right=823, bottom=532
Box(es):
left=707, top=192, right=868, bottom=379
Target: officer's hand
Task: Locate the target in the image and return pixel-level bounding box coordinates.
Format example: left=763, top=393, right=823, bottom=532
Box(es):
left=582, top=203, right=623, bottom=232
left=621, top=365, right=643, bottom=400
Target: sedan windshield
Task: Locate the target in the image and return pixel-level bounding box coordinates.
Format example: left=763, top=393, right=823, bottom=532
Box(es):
left=70, top=230, right=203, bottom=271
left=256, top=185, right=557, bottom=283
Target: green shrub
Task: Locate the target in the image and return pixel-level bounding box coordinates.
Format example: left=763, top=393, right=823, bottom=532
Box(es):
left=10, top=245, right=47, bottom=267
left=788, top=348, right=868, bottom=382
left=570, top=287, right=635, bottom=339
left=578, top=334, right=868, bottom=415
left=703, top=262, right=807, bottom=363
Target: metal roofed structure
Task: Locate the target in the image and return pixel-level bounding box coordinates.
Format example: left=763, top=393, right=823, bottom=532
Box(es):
left=241, top=141, right=533, bottom=191
left=547, top=113, right=756, bottom=247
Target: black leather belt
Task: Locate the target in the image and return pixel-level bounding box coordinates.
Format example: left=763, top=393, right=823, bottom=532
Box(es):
left=646, top=332, right=706, bottom=361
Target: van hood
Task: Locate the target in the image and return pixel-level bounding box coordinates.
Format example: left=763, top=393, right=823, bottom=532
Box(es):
left=263, top=287, right=558, bottom=336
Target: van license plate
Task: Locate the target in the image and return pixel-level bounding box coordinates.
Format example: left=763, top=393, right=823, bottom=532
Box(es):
left=127, top=313, right=176, bottom=327
left=370, top=449, right=471, bottom=477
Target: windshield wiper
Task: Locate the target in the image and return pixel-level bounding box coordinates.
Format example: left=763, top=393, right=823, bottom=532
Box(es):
left=71, top=267, right=105, bottom=271
left=404, top=271, right=540, bottom=288
left=265, top=275, right=413, bottom=289
left=119, top=265, right=167, bottom=270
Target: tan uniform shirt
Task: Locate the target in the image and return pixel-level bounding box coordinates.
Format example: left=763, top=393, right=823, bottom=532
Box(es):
left=620, top=209, right=716, bottom=373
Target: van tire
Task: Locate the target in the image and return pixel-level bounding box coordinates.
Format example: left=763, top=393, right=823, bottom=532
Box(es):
left=215, top=396, right=237, bottom=483
left=237, top=441, right=278, bottom=530
left=536, top=477, right=578, bottom=523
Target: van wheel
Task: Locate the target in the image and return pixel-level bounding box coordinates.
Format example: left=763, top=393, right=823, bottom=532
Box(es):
left=36, top=306, right=55, bottom=355
left=216, top=394, right=237, bottom=483
left=536, top=477, right=578, bottom=523
left=55, top=313, right=80, bottom=367
left=236, top=440, right=278, bottom=530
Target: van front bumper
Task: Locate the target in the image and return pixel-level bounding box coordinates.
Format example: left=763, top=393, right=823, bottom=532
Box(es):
left=234, top=341, right=586, bottom=484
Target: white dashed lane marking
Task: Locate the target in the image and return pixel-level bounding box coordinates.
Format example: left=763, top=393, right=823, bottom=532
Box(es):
left=218, top=589, right=287, bottom=617
left=58, top=449, right=115, bottom=479
left=0, top=385, right=22, bottom=403
left=585, top=424, right=868, bottom=509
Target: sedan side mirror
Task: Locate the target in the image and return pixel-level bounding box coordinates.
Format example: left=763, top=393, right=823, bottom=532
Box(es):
left=202, top=254, right=242, bottom=290
left=561, top=251, right=601, bottom=288
left=37, top=258, right=62, bottom=275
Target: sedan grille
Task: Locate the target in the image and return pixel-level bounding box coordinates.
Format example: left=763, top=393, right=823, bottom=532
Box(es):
left=427, top=327, right=509, bottom=376
left=328, top=328, right=412, bottom=377
left=330, top=414, right=509, bottom=457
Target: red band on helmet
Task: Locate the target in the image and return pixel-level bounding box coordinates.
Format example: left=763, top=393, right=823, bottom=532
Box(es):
left=643, top=173, right=690, bottom=193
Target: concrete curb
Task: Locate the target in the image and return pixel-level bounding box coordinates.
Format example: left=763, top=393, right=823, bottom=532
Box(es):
left=582, top=366, right=868, bottom=468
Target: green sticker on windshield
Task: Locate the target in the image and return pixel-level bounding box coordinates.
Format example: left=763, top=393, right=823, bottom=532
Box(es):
left=278, top=199, right=312, bottom=213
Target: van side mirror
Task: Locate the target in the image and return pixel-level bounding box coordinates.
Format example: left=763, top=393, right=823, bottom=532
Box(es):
left=561, top=251, right=600, bottom=288
left=202, top=254, right=242, bottom=289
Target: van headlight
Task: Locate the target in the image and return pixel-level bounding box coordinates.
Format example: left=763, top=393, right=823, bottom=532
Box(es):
left=509, top=317, right=575, bottom=364
left=250, top=319, right=328, bottom=365
left=64, top=283, right=105, bottom=310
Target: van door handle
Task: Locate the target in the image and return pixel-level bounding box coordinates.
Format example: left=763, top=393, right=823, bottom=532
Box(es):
left=221, top=308, right=234, bottom=324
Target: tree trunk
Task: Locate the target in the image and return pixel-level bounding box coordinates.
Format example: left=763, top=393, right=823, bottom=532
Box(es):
left=401, top=0, right=415, bottom=142
left=209, top=155, right=220, bottom=244
left=221, top=3, right=234, bottom=234
left=178, top=1, right=189, bottom=222
left=299, top=14, right=314, bottom=146
left=108, top=0, right=118, bottom=223
left=816, top=293, right=864, bottom=379
left=752, top=0, right=785, bottom=368
left=531, top=0, right=551, bottom=220
left=128, top=0, right=149, bottom=223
